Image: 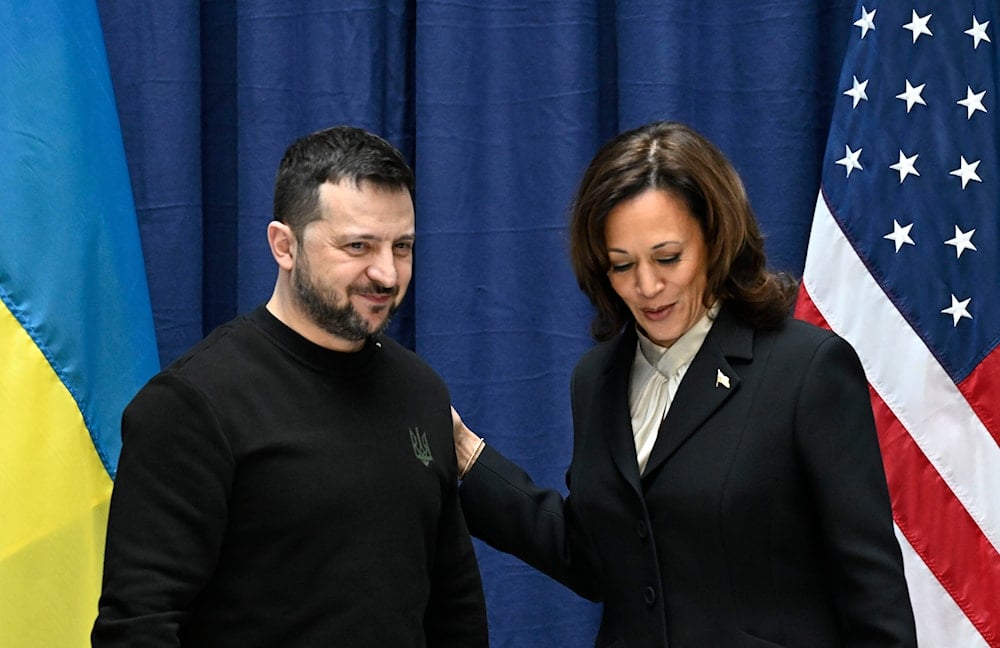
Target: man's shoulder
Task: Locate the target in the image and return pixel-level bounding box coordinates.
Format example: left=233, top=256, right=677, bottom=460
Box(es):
left=374, top=333, right=436, bottom=369
left=165, top=313, right=256, bottom=370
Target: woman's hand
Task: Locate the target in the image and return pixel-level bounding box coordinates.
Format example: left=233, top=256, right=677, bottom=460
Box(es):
left=452, top=406, right=485, bottom=479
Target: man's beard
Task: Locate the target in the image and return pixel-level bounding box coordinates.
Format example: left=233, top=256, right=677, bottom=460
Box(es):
left=292, top=255, right=399, bottom=342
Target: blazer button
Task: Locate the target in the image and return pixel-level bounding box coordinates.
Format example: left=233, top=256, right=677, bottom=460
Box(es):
left=643, top=586, right=656, bottom=606
left=636, top=520, right=648, bottom=540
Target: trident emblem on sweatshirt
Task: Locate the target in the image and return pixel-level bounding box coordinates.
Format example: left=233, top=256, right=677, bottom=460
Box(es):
left=410, top=428, right=433, bottom=466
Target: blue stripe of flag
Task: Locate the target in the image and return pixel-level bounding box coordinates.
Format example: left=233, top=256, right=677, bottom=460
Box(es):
left=0, top=0, right=160, bottom=477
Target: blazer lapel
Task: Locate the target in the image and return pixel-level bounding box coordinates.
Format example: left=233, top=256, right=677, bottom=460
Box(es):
left=641, top=307, right=754, bottom=479
left=595, top=327, right=644, bottom=495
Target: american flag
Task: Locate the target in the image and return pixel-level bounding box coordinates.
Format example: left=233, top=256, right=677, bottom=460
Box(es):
left=794, top=2, right=999, bottom=646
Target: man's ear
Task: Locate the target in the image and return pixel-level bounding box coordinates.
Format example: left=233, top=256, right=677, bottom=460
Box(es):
left=267, top=221, right=296, bottom=271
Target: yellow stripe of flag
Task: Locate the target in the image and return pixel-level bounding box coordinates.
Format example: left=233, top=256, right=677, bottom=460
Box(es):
left=0, top=301, right=114, bottom=644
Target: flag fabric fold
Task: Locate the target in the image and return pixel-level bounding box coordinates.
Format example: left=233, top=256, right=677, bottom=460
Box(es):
left=0, top=0, right=160, bottom=644
left=796, top=2, right=999, bottom=646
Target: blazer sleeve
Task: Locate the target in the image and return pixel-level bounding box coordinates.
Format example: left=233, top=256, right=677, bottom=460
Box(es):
left=794, top=334, right=917, bottom=646
left=459, top=445, right=602, bottom=601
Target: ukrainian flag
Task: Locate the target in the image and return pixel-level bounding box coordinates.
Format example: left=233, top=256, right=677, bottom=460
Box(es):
left=0, top=1, right=159, bottom=644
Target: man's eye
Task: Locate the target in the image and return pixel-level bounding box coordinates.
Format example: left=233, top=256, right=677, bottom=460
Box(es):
left=394, top=241, right=414, bottom=255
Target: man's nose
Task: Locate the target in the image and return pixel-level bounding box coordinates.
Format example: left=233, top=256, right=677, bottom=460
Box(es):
left=366, top=247, right=398, bottom=287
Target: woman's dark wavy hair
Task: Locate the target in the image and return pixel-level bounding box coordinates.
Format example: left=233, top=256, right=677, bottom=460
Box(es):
left=272, top=125, right=414, bottom=240
left=569, top=121, right=798, bottom=341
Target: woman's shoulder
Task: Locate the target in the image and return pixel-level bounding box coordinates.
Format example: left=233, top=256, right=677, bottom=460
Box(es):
left=756, top=315, right=862, bottom=369
left=733, top=303, right=831, bottom=342
left=773, top=316, right=838, bottom=342
left=574, top=329, right=633, bottom=375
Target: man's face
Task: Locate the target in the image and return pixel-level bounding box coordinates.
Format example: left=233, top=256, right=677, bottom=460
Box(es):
left=291, top=179, right=415, bottom=343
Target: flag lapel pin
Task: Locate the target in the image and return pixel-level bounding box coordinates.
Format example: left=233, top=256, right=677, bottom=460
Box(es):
left=715, top=369, right=730, bottom=389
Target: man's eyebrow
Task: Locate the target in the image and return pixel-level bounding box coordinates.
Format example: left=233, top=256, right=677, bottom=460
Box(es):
left=332, top=232, right=416, bottom=242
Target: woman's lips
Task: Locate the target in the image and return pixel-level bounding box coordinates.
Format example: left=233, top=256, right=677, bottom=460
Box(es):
left=642, top=303, right=673, bottom=321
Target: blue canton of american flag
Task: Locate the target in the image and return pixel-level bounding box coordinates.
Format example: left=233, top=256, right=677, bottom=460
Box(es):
left=795, top=2, right=999, bottom=646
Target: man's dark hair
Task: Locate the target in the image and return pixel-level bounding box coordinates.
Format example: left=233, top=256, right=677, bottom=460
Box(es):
left=273, top=126, right=414, bottom=238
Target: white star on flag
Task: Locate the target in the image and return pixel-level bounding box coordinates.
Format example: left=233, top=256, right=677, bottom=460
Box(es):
left=889, top=150, right=920, bottom=183
left=941, top=294, right=973, bottom=326
left=884, top=219, right=915, bottom=252
left=944, top=226, right=977, bottom=258
left=896, top=79, right=927, bottom=112
left=957, top=86, right=987, bottom=119
left=950, top=155, right=982, bottom=189
left=965, top=16, right=991, bottom=49
left=844, top=75, right=869, bottom=108
left=836, top=145, right=863, bottom=177
left=903, top=10, right=933, bottom=43
left=854, top=6, right=876, bottom=38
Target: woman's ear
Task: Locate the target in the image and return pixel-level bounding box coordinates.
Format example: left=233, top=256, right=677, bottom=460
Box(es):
left=267, top=221, right=296, bottom=271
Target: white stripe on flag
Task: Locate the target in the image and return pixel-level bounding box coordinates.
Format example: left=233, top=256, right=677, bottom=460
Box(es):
left=802, top=192, right=1000, bottom=557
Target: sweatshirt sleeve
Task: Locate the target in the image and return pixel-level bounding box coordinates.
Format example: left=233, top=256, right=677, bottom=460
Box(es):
left=92, top=373, right=234, bottom=647
left=423, top=473, right=489, bottom=647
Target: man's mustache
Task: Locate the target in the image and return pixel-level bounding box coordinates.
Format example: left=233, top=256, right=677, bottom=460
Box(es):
left=351, top=283, right=398, bottom=297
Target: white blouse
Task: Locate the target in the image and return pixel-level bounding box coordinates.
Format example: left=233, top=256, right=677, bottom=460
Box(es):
left=627, top=305, right=719, bottom=473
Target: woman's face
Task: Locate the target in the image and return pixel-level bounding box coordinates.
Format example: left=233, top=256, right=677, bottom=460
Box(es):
left=604, top=188, right=710, bottom=348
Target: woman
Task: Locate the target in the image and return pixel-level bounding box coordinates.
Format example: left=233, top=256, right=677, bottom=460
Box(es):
left=453, top=121, right=917, bottom=647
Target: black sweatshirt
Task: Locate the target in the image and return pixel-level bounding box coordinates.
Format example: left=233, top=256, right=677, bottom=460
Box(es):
left=93, top=306, right=488, bottom=647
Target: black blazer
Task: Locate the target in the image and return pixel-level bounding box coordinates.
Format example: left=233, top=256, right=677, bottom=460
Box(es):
left=460, top=307, right=916, bottom=647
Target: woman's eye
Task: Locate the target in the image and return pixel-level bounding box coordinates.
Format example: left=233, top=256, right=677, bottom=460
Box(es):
left=609, top=263, right=633, bottom=274
left=656, top=256, right=680, bottom=265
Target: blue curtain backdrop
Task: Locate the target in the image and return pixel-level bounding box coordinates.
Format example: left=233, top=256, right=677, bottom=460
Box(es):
left=96, top=2, right=855, bottom=645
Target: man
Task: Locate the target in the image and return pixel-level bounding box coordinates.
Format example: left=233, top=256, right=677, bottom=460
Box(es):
left=92, top=126, right=489, bottom=647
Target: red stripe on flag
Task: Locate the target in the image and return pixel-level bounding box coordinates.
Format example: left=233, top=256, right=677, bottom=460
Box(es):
left=958, top=346, right=1000, bottom=448
left=869, top=388, right=1000, bottom=648
left=793, top=284, right=829, bottom=330
left=797, top=285, right=1000, bottom=647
